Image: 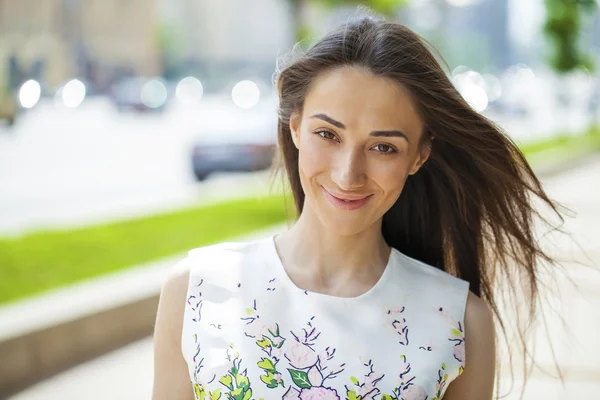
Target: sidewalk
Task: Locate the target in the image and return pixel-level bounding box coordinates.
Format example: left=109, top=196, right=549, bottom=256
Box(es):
left=8, top=157, right=600, bottom=399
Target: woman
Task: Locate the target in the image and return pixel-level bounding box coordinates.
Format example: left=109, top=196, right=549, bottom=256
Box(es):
left=153, top=15, right=563, bottom=400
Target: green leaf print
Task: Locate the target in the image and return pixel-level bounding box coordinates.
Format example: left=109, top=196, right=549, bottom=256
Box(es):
left=234, top=373, right=250, bottom=391
left=209, top=389, right=222, bottom=400
left=256, top=337, right=271, bottom=350
left=230, top=387, right=244, bottom=400
left=267, top=323, right=280, bottom=337
left=350, top=376, right=359, bottom=385
left=288, top=368, right=312, bottom=389
left=260, top=372, right=280, bottom=388
left=346, top=389, right=360, bottom=400
left=452, top=328, right=462, bottom=337
left=194, top=383, right=206, bottom=399
left=257, top=357, right=276, bottom=373
left=219, top=375, right=233, bottom=391
left=242, top=388, right=253, bottom=400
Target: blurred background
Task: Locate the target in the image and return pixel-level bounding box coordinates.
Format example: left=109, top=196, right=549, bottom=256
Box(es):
left=0, top=0, right=599, bottom=399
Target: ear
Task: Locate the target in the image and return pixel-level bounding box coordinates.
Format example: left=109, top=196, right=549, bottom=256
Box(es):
left=289, top=111, right=301, bottom=150
left=409, top=142, right=432, bottom=175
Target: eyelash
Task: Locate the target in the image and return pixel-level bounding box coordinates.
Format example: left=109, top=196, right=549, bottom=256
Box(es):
left=314, top=130, right=398, bottom=155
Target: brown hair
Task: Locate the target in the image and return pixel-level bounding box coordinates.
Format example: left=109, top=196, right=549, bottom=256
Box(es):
left=270, top=12, right=568, bottom=399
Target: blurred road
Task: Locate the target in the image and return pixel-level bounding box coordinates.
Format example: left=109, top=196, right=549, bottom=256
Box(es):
left=0, top=96, right=278, bottom=236
left=9, top=156, right=600, bottom=399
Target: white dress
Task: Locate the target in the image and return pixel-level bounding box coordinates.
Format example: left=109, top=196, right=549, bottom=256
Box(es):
left=181, top=235, right=470, bottom=400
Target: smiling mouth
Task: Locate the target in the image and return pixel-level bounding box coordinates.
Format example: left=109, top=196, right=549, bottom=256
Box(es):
left=322, top=187, right=373, bottom=210
left=327, top=191, right=371, bottom=201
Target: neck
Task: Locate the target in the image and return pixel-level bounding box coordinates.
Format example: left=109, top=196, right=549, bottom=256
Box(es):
left=274, top=207, right=391, bottom=296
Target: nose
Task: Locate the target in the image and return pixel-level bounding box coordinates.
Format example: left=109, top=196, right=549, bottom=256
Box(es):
left=331, top=148, right=366, bottom=190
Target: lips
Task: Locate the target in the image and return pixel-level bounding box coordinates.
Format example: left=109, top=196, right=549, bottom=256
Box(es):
left=322, top=187, right=373, bottom=211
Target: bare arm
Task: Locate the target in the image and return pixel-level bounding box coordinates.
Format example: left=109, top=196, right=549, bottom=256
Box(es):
left=152, top=259, right=194, bottom=400
left=443, top=291, right=496, bottom=400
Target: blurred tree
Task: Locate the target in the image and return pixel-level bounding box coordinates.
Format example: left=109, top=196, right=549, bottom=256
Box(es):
left=289, top=0, right=409, bottom=42
left=543, top=0, right=598, bottom=73
left=156, top=22, right=184, bottom=79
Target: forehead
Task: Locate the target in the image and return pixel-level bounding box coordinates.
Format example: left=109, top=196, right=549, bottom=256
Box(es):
left=303, top=66, right=423, bottom=137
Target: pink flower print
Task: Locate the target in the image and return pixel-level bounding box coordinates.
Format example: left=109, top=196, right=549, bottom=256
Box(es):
left=453, top=341, right=465, bottom=363
left=317, top=347, right=345, bottom=381
left=272, top=346, right=285, bottom=362
left=318, top=347, right=336, bottom=365
left=290, top=316, right=322, bottom=346
left=403, top=385, right=427, bottom=400
left=384, top=306, right=409, bottom=345
left=307, top=365, right=323, bottom=386
left=283, top=387, right=301, bottom=400
left=299, top=386, right=341, bottom=400
left=285, top=340, right=319, bottom=369
left=435, top=306, right=464, bottom=338
left=358, top=382, right=379, bottom=400
left=392, top=318, right=409, bottom=345
left=244, top=319, right=278, bottom=339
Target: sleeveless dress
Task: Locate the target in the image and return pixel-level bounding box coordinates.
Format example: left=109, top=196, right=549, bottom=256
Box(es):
left=181, top=235, right=470, bottom=400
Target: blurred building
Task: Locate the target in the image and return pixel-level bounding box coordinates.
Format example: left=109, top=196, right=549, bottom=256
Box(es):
left=0, top=0, right=161, bottom=92
left=160, top=0, right=293, bottom=91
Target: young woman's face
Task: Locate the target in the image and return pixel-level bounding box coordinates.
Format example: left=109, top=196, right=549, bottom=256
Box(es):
left=289, top=66, right=430, bottom=235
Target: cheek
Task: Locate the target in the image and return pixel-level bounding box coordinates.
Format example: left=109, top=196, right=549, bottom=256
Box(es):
left=297, top=135, right=329, bottom=179
left=369, top=158, right=411, bottom=191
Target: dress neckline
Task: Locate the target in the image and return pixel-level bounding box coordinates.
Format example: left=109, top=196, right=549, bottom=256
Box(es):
left=265, top=234, right=397, bottom=301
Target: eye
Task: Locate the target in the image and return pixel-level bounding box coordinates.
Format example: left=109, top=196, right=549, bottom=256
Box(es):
left=373, top=143, right=397, bottom=155
left=315, top=130, right=338, bottom=141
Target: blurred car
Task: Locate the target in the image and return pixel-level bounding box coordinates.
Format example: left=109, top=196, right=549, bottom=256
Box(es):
left=191, top=141, right=276, bottom=181
left=190, top=96, right=278, bottom=181
left=108, top=77, right=170, bottom=113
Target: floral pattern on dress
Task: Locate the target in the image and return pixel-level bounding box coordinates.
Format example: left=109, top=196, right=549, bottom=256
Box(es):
left=345, top=359, right=385, bottom=400
left=183, top=245, right=469, bottom=400
left=430, top=362, right=449, bottom=400
left=241, top=306, right=347, bottom=398
left=242, top=299, right=287, bottom=389
left=217, top=345, right=254, bottom=400
left=435, top=306, right=466, bottom=376
left=384, top=306, right=409, bottom=346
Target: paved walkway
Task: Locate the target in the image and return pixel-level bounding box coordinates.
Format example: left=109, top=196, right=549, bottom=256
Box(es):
left=10, top=157, right=600, bottom=399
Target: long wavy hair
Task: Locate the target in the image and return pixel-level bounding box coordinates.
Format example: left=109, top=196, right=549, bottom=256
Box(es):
left=269, top=12, right=569, bottom=399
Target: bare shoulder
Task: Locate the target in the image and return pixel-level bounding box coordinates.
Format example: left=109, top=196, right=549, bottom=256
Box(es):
left=152, top=257, right=194, bottom=399
left=163, top=257, right=192, bottom=300
left=443, top=291, right=496, bottom=400
left=157, top=257, right=192, bottom=340
left=465, top=291, right=494, bottom=334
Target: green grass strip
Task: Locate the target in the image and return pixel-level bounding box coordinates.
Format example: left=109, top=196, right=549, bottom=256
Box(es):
left=0, top=125, right=598, bottom=305
left=519, top=125, right=600, bottom=160
left=0, top=194, right=293, bottom=304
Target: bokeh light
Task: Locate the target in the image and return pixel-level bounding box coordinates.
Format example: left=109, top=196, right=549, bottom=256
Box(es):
left=62, top=79, right=86, bottom=108
left=482, top=73, right=502, bottom=102
left=18, top=80, right=41, bottom=109
left=453, top=70, right=489, bottom=112
left=175, top=77, right=204, bottom=105
left=140, top=79, right=168, bottom=109
left=231, top=80, right=260, bottom=109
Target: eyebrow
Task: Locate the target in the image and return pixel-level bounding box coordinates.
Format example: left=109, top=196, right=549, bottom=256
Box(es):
left=309, top=113, right=410, bottom=142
